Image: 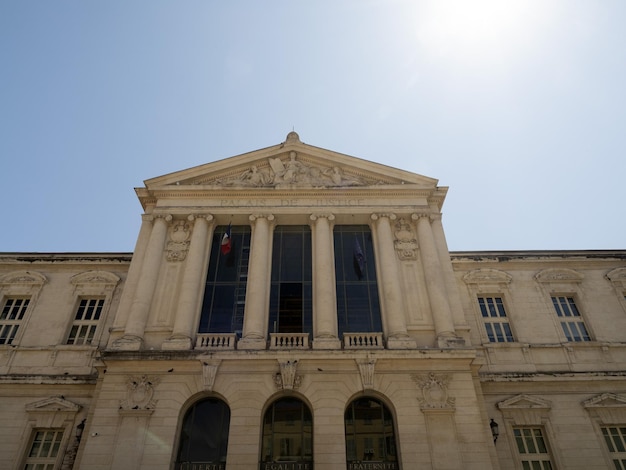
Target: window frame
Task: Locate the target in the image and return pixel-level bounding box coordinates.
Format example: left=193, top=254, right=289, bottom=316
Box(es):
left=477, top=295, right=516, bottom=343
left=0, top=271, right=46, bottom=346
left=66, top=271, right=119, bottom=347
left=550, top=294, right=592, bottom=342
left=66, top=297, right=106, bottom=345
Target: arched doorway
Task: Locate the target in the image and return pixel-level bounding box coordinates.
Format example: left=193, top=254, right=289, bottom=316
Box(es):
left=175, top=397, right=230, bottom=470
left=345, top=397, right=398, bottom=468
left=261, top=397, right=313, bottom=469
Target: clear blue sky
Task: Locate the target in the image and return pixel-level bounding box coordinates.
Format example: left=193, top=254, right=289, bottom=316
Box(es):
left=1, top=1, right=624, bottom=252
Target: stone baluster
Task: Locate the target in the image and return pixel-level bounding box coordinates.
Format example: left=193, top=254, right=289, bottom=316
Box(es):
left=238, top=214, right=275, bottom=350
left=413, top=213, right=462, bottom=347
left=310, top=213, right=340, bottom=349
left=163, top=214, right=214, bottom=350
left=371, top=213, right=416, bottom=349
left=113, top=214, right=171, bottom=350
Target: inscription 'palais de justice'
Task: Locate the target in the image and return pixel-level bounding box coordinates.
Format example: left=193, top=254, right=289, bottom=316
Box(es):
left=219, top=199, right=366, bottom=207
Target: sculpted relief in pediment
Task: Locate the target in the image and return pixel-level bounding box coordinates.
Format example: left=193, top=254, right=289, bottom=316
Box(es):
left=200, top=151, right=371, bottom=189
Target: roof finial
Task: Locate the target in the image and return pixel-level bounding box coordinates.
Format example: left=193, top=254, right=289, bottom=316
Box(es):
left=286, top=130, right=300, bottom=143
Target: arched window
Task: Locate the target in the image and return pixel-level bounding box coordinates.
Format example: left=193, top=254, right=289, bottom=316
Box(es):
left=345, top=397, right=398, bottom=467
left=175, top=398, right=230, bottom=470
left=261, top=397, right=313, bottom=467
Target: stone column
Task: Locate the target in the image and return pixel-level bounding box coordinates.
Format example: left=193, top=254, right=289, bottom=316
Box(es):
left=310, top=213, right=340, bottom=349
left=413, top=213, right=462, bottom=347
left=371, top=213, right=416, bottom=349
left=162, top=214, right=214, bottom=350
left=108, top=214, right=153, bottom=337
left=112, top=214, right=171, bottom=351
left=430, top=214, right=469, bottom=334
left=238, top=214, right=274, bottom=350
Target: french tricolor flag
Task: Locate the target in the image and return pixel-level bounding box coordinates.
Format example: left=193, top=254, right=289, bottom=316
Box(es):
left=221, top=223, right=232, bottom=255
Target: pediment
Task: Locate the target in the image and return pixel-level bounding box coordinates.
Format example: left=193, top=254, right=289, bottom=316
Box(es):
left=498, top=394, right=551, bottom=410
left=583, top=393, right=626, bottom=409
left=463, top=268, right=512, bottom=285
left=25, top=396, right=81, bottom=413
left=534, top=268, right=583, bottom=283
left=141, top=132, right=439, bottom=193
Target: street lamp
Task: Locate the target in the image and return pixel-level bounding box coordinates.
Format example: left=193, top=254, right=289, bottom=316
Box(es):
left=490, top=419, right=499, bottom=443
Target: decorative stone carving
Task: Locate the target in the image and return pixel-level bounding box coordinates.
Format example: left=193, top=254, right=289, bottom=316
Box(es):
left=534, top=268, right=583, bottom=283
left=413, top=372, right=455, bottom=410
left=463, top=268, right=513, bottom=285
left=200, top=359, right=221, bottom=391
left=356, top=358, right=376, bottom=390
left=393, top=218, right=418, bottom=260
left=166, top=220, right=191, bottom=261
left=120, top=375, right=160, bottom=410
left=0, top=270, right=47, bottom=286
left=210, top=152, right=367, bottom=189
left=273, top=360, right=302, bottom=391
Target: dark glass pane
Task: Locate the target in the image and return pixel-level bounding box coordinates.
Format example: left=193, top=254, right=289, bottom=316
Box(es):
left=269, top=226, right=312, bottom=335
left=262, top=398, right=313, bottom=463
left=334, top=226, right=382, bottom=335
left=345, top=397, right=397, bottom=463
left=198, top=226, right=250, bottom=334
left=177, top=398, right=230, bottom=465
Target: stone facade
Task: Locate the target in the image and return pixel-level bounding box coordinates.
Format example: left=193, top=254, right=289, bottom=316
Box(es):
left=1, top=133, right=625, bottom=469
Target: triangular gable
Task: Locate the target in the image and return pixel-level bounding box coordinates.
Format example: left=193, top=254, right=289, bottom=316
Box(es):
left=583, top=393, right=626, bottom=424
left=498, top=394, right=551, bottom=410
left=137, top=132, right=442, bottom=209
left=583, top=393, right=626, bottom=409
left=25, top=396, right=81, bottom=413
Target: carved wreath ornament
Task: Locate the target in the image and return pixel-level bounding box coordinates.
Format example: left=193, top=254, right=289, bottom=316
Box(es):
left=412, top=372, right=455, bottom=410
left=120, top=375, right=159, bottom=410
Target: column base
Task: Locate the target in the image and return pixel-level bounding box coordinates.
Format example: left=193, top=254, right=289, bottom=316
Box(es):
left=387, top=336, right=417, bottom=349
left=237, top=337, right=267, bottom=350
left=161, top=336, right=193, bottom=350
left=312, top=337, right=341, bottom=350
left=110, top=335, right=143, bottom=351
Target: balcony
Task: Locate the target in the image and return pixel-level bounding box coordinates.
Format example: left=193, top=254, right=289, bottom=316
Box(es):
left=343, top=332, right=384, bottom=349
left=269, top=333, right=310, bottom=349
left=195, top=333, right=237, bottom=350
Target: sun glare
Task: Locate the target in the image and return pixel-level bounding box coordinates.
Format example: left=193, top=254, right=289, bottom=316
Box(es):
left=413, top=0, right=550, bottom=64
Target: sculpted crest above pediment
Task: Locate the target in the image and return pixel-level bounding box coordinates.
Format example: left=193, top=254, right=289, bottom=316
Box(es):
left=190, top=151, right=376, bottom=189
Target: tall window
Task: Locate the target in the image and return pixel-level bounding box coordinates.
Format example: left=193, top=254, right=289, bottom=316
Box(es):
left=66, top=298, right=104, bottom=345
left=261, top=397, right=313, bottom=466
left=478, top=296, right=514, bottom=342
left=175, top=398, right=231, bottom=470
left=602, top=426, right=626, bottom=469
left=334, top=226, right=382, bottom=335
left=0, top=297, right=29, bottom=345
left=269, top=226, right=312, bottom=334
left=551, top=296, right=591, bottom=342
left=23, top=429, right=64, bottom=470
left=513, top=427, right=554, bottom=470
left=199, top=226, right=251, bottom=335
left=345, top=397, right=398, bottom=466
